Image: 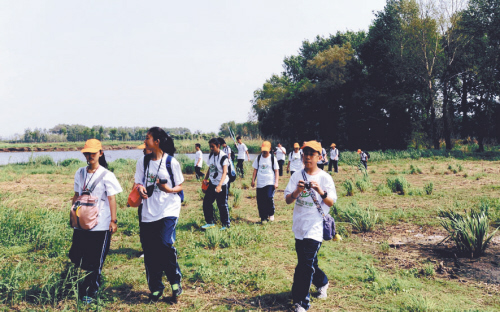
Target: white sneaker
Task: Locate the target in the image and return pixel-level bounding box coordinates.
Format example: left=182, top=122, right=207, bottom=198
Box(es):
left=269, top=215, right=275, bottom=221
left=316, top=282, right=329, bottom=299
left=293, top=303, right=306, bottom=312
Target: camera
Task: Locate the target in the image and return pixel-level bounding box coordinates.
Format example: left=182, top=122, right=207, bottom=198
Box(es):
left=304, top=182, right=312, bottom=189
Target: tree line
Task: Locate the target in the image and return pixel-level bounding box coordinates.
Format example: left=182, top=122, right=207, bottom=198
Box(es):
left=251, top=0, right=500, bottom=151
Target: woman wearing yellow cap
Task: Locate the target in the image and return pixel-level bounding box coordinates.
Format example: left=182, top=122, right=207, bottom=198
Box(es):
left=251, top=141, right=279, bottom=223
left=328, top=143, right=339, bottom=173
left=284, top=140, right=337, bottom=312
left=69, top=139, right=123, bottom=304
left=287, top=143, right=304, bottom=176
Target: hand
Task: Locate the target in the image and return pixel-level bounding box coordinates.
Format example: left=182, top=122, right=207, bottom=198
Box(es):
left=109, top=222, right=117, bottom=234
left=251, top=180, right=255, bottom=188
left=215, top=185, right=222, bottom=193
left=274, top=182, right=279, bottom=189
left=156, top=178, right=173, bottom=193
left=310, top=181, right=323, bottom=194
left=296, top=180, right=306, bottom=193
left=138, top=185, right=148, bottom=199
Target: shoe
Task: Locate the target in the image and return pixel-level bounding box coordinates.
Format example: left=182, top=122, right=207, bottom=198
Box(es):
left=269, top=215, right=275, bottom=222
left=201, top=223, right=215, bottom=230
left=261, top=220, right=268, bottom=225
left=172, top=283, right=183, bottom=297
left=220, top=225, right=230, bottom=231
left=81, top=296, right=94, bottom=305
left=149, top=290, right=163, bottom=302
left=292, top=303, right=306, bottom=312
left=316, top=282, right=329, bottom=299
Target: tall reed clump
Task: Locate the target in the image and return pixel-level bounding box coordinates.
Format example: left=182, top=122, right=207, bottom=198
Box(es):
left=343, top=180, right=355, bottom=196
left=355, top=175, right=371, bottom=193
left=424, top=182, right=434, bottom=195
left=176, top=154, right=195, bottom=174
left=337, top=202, right=379, bottom=232
left=386, top=176, right=410, bottom=195
left=231, top=188, right=242, bottom=208
left=439, top=208, right=499, bottom=258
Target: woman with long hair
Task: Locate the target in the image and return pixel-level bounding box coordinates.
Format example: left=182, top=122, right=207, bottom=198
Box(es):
left=69, top=139, right=122, bottom=304
left=135, top=127, right=184, bottom=301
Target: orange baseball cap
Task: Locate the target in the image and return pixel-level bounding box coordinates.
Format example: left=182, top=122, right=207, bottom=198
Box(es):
left=331, top=143, right=336, bottom=147
left=137, top=143, right=146, bottom=149
left=357, top=149, right=361, bottom=154
left=301, top=140, right=322, bottom=153
left=294, top=143, right=300, bottom=148
left=81, top=139, right=103, bottom=153
left=261, top=141, right=271, bottom=152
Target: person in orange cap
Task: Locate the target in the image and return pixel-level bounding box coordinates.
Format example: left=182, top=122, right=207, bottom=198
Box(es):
left=287, top=143, right=304, bottom=176
left=69, top=139, right=123, bottom=304
left=252, top=141, right=279, bottom=223
left=328, top=143, right=339, bottom=173
left=357, top=149, right=368, bottom=170
left=284, top=140, right=337, bottom=311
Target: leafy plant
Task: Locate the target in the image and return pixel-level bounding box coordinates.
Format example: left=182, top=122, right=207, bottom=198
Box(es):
left=439, top=208, right=499, bottom=258
left=409, top=164, right=422, bottom=174
left=376, top=183, right=392, bottom=196
left=232, top=188, right=242, bottom=208
left=424, top=182, right=433, bottom=195
left=386, top=176, right=410, bottom=195
left=343, top=180, right=355, bottom=196
left=340, top=202, right=379, bottom=232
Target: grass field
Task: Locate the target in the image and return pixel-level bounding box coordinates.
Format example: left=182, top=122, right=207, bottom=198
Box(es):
left=0, top=153, right=499, bottom=311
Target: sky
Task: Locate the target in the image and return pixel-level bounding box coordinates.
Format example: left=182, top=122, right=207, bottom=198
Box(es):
left=0, top=0, right=388, bottom=138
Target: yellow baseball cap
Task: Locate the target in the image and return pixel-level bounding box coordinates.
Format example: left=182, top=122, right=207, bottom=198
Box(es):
left=81, top=139, right=103, bottom=153
left=137, top=143, right=146, bottom=149
left=294, top=143, right=300, bottom=148
left=301, top=140, right=322, bottom=153
left=331, top=143, right=336, bottom=147
left=261, top=141, right=271, bottom=152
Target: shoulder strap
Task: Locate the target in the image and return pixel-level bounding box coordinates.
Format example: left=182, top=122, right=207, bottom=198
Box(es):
left=166, top=155, right=176, bottom=187
left=271, top=154, right=275, bottom=171
left=143, top=153, right=153, bottom=173
left=301, top=170, right=326, bottom=218
left=220, top=155, right=228, bottom=167
left=87, top=168, right=109, bottom=193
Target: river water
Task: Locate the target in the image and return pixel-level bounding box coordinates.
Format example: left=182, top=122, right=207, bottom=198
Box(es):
left=0, top=150, right=259, bottom=165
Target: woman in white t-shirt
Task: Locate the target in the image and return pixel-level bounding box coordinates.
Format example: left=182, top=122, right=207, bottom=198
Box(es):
left=236, top=136, right=250, bottom=178
left=287, top=143, right=304, bottom=176
left=251, top=141, right=279, bottom=222
left=284, top=141, right=337, bottom=312
left=135, top=127, right=184, bottom=301
left=201, top=138, right=231, bottom=230
left=69, top=139, right=122, bottom=304
left=194, top=143, right=204, bottom=180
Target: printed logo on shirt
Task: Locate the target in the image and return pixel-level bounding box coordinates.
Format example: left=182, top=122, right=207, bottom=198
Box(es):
left=147, top=173, right=159, bottom=192
left=209, top=164, right=218, bottom=179
left=296, top=190, right=314, bottom=208
left=259, top=164, right=269, bottom=172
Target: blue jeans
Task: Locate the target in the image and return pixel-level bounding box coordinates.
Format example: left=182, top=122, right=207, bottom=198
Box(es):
left=292, top=238, right=328, bottom=310
left=140, top=217, right=182, bottom=293
left=203, top=183, right=230, bottom=226
left=256, top=185, right=275, bottom=221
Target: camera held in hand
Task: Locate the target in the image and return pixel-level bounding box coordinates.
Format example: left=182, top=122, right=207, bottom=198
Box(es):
left=304, top=181, right=312, bottom=190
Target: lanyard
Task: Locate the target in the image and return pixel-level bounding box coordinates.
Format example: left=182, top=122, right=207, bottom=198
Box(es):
left=83, top=166, right=99, bottom=191
left=146, top=153, right=163, bottom=186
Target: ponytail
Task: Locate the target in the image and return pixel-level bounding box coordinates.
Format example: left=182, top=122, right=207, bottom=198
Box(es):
left=99, top=151, right=108, bottom=169
left=147, top=127, right=176, bottom=156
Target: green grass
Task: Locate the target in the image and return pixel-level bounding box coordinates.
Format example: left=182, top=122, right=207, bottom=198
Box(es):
left=0, top=155, right=499, bottom=310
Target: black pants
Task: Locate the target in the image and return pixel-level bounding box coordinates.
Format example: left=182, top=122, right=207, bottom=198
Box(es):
left=256, top=185, right=275, bottom=221
left=195, top=166, right=204, bottom=180
left=277, top=160, right=285, bottom=176
left=317, top=163, right=325, bottom=170
left=69, top=230, right=111, bottom=298
left=203, top=183, right=230, bottom=226
left=236, top=159, right=245, bottom=178
left=361, top=160, right=367, bottom=170
left=140, top=217, right=182, bottom=293
left=328, top=160, right=338, bottom=173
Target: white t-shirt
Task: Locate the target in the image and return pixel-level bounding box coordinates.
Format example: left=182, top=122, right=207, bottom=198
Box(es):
left=284, top=170, right=337, bottom=242
left=275, top=147, right=287, bottom=161
left=195, top=150, right=203, bottom=168
left=223, top=145, right=232, bottom=158
left=208, top=151, right=229, bottom=186
left=330, top=148, right=339, bottom=160
left=134, top=154, right=185, bottom=222
left=74, top=166, right=123, bottom=231
left=289, top=151, right=304, bottom=172
left=252, top=154, right=279, bottom=188
left=360, top=152, right=368, bottom=161
left=317, top=148, right=328, bottom=164
left=237, top=143, right=248, bottom=160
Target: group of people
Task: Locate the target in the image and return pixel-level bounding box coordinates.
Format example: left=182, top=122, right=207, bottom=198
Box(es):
left=69, top=129, right=366, bottom=311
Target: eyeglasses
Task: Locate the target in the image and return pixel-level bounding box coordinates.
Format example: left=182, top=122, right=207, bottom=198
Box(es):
left=303, top=152, right=319, bottom=157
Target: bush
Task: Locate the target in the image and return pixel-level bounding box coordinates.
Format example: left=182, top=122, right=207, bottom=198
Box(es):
left=176, top=154, right=195, bottom=174
left=424, top=182, right=434, bottom=195
left=232, top=188, right=242, bottom=208
left=409, top=164, right=422, bottom=174
left=355, top=176, right=371, bottom=193
left=28, top=155, right=56, bottom=166
left=376, top=184, right=392, bottom=196
left=439, top=208, right=499, bottom=258
left=59, top=158, right=85, bottom=167
left=343, top=180, right=355, bottom=196
left=338, top=202, right=379, bottom=232
left=386, top=176, right=410, bottom=195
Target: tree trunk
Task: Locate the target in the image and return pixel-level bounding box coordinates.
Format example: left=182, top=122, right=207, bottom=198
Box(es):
left=428, top=81, right=440, bottom=150
left=443, top=79, right=453, bottom=150
left=460, top=73, right=469, bottom=138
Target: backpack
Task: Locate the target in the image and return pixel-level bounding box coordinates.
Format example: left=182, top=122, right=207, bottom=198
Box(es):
left=365, top=152, right=371, bottom=160
left=208, top=152, right=236, bottom=183
left=70, top=168, right=108, bottom=230
left=256, top=154, right=276, bottom=174
left=144, top=154, right=185, bottom=202
left=289, top=151, right=303, bottom=162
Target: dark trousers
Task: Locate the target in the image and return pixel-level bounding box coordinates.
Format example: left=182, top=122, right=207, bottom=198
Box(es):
left=203, top=183, right=230, bottom=226
left=195, top=166, right=204, bottom=180
left=361, top=160, right=367, bottom=170
left=317, top=163, right=325, bottom=170
left=277, top=160, right=285, bottom=176
left=237, top=159, right=245, bottom=178
left=69, top=230, right=111, bottom=298
left=292, top=238, right=328, bottom=310
left=328, top=160, right=338, bottom=173
left=140, top=217, right=182, bottom=293
left=256, top=185, right=275, bottom=221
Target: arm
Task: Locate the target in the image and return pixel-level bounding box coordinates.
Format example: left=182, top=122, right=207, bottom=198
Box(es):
left=108, top=195, right=118, bottom=234
left=251, top=168, right=257, bottom=188
left=156, top=180, right=183, bottom=193
left=285, top=180, right=305, bottom=204
left=196, top=158, right=202, bottom=167
left=216, top=165, right=228, bottom=193
left=310, top=182, right=335, bottom=206
left=246, top=150, right=250, bottom=161
left=72, top=192, right=79, bottom=204
left=274, top=169, right=279, bottom=188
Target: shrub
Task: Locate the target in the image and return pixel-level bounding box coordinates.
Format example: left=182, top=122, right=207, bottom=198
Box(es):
left=386, top=176, right=410, bottom=195
left=409, top=164, right=422, bottom=174
left=376, top=184, right=392, bottom=196
left=355, top=175, right=371, bottom=193
left=28, top=155, right=56, bottom=166
left=439, top=208, right=499, bottom=258
left=59, top=158, right=85, bottom=167
left=339, top=202, right=379, bottom=232
left=232, top=188, right=242, bottom=208
left=343, top=180, right=355, bottom=196
left=176, top=155, right=195, bottom=174
left=408, top=188, right=424, bottom=196
left=424, top=182, right=434, bottom=195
